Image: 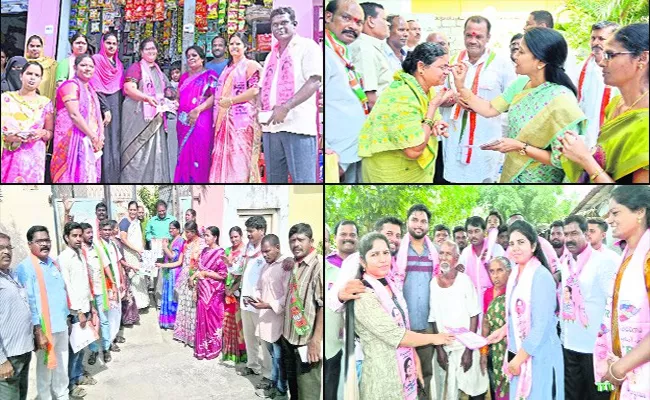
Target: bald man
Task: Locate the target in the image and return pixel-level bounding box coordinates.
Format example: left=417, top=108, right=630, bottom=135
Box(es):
left=426, top=32, right=449, bottom=54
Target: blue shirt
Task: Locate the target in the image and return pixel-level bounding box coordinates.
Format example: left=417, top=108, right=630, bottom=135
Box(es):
left=402, top=244, right=433, bottom=331
left=206, top=59, right=229, bottom=76
left=15, top=256, right=70, bottom=334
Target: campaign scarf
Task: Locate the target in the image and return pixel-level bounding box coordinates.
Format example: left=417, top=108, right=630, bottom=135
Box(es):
left=577, top=55, right=613, bottom=128
left=561, top=245, right=592, bottom=328
left=139, top=59, right=167, bottom=121
left=260, top=37, right=295, bottom=111
left=364, top=274, right=417, bottom=400
left=465, top=228, right=499, bottom=299
left=504, top=256, right=542, bottom=399
left=90, top=35, right=124, bottom=94
left=324, top=29, right=368, bottom=114
left=594, top=229, right=650, bottom=399
left=83, top=245, right=109, bottom=312
left=394, top=233, right=439, bottom=280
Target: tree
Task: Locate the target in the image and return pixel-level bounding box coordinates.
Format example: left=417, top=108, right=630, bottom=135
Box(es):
left=138, top=186, right=160, bottom=218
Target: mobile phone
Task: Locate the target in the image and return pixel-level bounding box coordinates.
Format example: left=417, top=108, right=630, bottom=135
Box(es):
left=508, top=351, right=516, bottom=362
left=243, top=296, right=256, bottom=304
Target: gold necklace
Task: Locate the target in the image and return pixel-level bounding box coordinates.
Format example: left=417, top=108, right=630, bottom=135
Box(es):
left=617, top=89, right=649, bottom=115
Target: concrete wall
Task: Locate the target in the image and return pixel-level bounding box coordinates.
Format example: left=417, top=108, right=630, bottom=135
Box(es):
left=289, top=186, right=323, bottom=250
left=192, top=185, right=226, bottom=233
left=25, top=0, right=61, bottom=58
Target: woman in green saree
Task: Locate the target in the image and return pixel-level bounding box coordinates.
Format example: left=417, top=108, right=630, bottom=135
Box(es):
left=358, top=43, right=454, bottom=183
left=560, top=23, right=649, bottom=183
left=450, top=28, right=586, bottom=183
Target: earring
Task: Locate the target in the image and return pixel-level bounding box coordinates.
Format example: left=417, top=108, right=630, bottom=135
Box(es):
left=638, top=216, right=643, bottom=224
left=639, top=64, right=645, bottom=70
left=420, top=70, right=424, bottom=75
left=537, top=66, right=543, bottom=70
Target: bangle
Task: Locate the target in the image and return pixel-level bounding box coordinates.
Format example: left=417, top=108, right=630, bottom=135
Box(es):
left=590, top=168, right=605, bottom=182
left=422, top=118, right=434, bottom=128
left=479, top=346, right=489, bottom=356
left=519, top=142, right=529, bottom=156
left=609, top=361, right=626, bottom=382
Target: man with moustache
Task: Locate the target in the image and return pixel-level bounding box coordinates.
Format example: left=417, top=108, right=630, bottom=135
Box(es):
left=550, top=220, right=570, bottom=260
left=559, top=215, right=617, bottom=400
left=429, top=240, right=487, bottom=400
left=433, top=224, right=451, bottom=247
left=497, top=224, right=509, bottom=251
left=405, top=20, right=422, bottom=52
left=453, top=225, right=469, bottom=253
left=205, top=36, right=229, bottom=76
left=349, top=1, right=392, bottom=109
left=385, top=15, right=409, bottom=72
left=0, top=233, right=34, bottom=400
left=325, top=0, right=367, bottom=183
left=64, top=200, right=109, bottom=242
left=15, top=226, right=70, bottom=400
left=326, top=220, right=358, bottom=269
left=572, top=21, right=620, bottom=149
left=586, top=218, right=619, bottom=260
left=524, top=10, right=579, bottom=78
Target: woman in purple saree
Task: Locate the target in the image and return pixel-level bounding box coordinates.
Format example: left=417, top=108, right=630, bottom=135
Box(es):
left=156, top=221, right=186, bottom=329
left=174, top=46, right=217, bottom=183
left=193, top=226, right=228, bottom=360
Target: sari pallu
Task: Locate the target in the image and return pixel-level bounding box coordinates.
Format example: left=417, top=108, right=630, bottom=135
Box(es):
left=358, top=71, right=441, bottom=183
left=564, top=95, right=649, bottom=183
left=160, top=236, right=185, bottom=329
left=51, top=77, right=104, bottom=183
left=173, top=238, right=204, bottom=347
left=194, top=247, right=228, bottom=360
left=122, top=217, right=149, bottom=310
left=174, top=69, right=217, bottom=183
left=1, top=92, right=53, bottom=183
left=208, top=59, right=263, bottom=183
left=491, top=76, right=587, bottom=183
left=485, top=291, right=508, bottom=400
left=222, top=245, right=247, bottom=363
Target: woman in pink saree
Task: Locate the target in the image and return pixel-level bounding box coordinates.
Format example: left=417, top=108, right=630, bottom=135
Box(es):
left=209, top=32, right=263, bottom=183
left=174, top=45, right=217, bottom=183
left=51, top=54, right=104, bottom=182
left=193, top=226, right=228, bottom=360
left=1, top=61, right=54, bottom=182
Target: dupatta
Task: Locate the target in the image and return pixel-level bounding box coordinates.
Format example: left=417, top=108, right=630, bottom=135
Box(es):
left=24, top=36, right=57, bottom=100
left=90, top=35, right=124, bottom=94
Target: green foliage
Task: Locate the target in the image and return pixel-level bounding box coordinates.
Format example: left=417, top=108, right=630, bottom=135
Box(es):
left=137, top=186, right=160, bottom=217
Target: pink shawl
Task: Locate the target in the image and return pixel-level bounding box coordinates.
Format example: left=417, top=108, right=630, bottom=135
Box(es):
left=260, top=38, right=295, bottom=111
left=90, top=37, right=123, bottom=94
left=139, top=59, right=167, bottom=121
left=363, top=274, right=417, bottom=400
left=561, top=245, right=592, bottom=328
left=394, top=233, right=439, bottom=284
left=464, top=228, right=499, bottom=297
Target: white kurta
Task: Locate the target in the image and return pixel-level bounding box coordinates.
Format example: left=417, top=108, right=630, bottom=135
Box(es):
left=441, top=50, right=516, bottom=183
left=571, top=57, right=620, bottom=149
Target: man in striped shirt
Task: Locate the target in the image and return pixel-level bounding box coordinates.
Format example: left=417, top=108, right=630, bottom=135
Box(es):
left=0, top=232, right=34, bottom=400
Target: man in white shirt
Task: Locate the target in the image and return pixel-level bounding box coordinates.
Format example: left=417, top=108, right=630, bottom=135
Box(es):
left=405, top=20, right=421, bottom=52
left=384, top=15, right=409, bottom=73
left=260, top=7, right=323, bottom=183
left=97, top=220, right=124, bottom=350
left=441, top=16, right=516, bottom=183
left=524, top=10, right=579, bottom=79
left=560, top=216, right=617, bottom=400
left=586, top=217, right=620, bottom=260
left=571, top=21, right=620, bottom=149
left=430, top=240, right=488, bottom=400
left=58, top=222, right=97, bottom=397
left=349, top=2, right=392, bottom=109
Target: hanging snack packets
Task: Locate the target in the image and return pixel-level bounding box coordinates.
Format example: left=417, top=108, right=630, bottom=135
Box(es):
left=144, top=0, right=154, bottom=19
left=154, top=0, right=165, bottom=21
left=237, top=4, right=245, bottom=31
left=195, top=0, right=208, bottom=33
left=207, top=0, right=218, bottom=20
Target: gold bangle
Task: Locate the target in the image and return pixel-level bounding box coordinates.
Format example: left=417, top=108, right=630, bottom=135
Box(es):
left=422, top=118, right=434, bottom=128
left=590, top=168, right=605, bottom=182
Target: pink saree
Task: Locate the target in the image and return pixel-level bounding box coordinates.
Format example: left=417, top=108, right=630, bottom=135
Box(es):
left=194, top=246, right=228, bottom=360
left=208, top=59, right=262, bottom=183
left=51, top=77, right=104, bottom=182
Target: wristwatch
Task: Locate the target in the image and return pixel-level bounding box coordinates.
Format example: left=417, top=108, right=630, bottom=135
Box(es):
left=519, top=142, right=529, bottom=156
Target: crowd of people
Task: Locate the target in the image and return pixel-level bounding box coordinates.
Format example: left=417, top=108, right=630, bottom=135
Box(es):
left=325, top=185, right=650, bottom=400
left=0, top=199, right=324, bottom=400
left=324, top=0, right=649, bottom=183
left=0, top=6, right=323, bottom=184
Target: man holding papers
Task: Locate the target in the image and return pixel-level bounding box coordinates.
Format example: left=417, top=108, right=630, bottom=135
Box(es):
left=429, top=240, right=488, bottom=400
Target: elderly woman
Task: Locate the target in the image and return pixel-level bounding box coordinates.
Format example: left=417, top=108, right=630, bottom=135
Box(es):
left=353, top=232, right=454, bottom=399
left=594, top=185, right=650, bottom=397
left=560, top=23, right=649, bottom=183
left=487, top=221, right=564, bottom=400
left=480, top=256, right=512, bottom=400
left=357, top=42, right=453, bottom=183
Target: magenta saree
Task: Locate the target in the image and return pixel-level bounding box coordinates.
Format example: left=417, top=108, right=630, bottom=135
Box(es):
left=194, top=246, right=228, bottom=360
left=174, top=69, right=217, bottom=183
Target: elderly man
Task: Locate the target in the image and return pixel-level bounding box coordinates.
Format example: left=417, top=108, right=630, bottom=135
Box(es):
left=426, top=32, right=449, bottom=54
left=0, top=233, right=34, bottom=400
left=430, top=240, right=488, bottom=400
left=572, top=21, right=620, bottom=149
left=385, top=15, right=409, bottom=72
left=349, top=1, right=392, bottom=109
left=441, top=16, right=516, bottom=183
left=405, top=20, right=421, bottom=52
left=325, top=0, right=367, bottom=183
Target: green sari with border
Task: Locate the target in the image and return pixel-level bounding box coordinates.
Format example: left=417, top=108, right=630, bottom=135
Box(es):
left=563, top=95, right=649, bottom=182
left=491, top=76, right=586, bottom=183
left=358, top=71, right=441, bottom=183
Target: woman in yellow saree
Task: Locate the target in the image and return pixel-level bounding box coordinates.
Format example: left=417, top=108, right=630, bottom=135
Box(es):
left=24, top=35, right=57, bottom=101
left=451, top=28, right=586, bottom=183
left=560, top=23, right=649, bottom=183
left=357, top=43, right=452, bottom=183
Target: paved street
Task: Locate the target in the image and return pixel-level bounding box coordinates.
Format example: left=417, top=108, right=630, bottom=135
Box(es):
left=27, top=307, right=261, bottom=400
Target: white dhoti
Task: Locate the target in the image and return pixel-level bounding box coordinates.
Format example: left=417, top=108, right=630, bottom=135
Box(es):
left=432, top=346, right=488, bottom=400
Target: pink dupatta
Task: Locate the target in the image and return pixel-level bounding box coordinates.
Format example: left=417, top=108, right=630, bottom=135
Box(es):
left=138, top=59, right=167, bottom=121
left=465, top=228, right=499, bottom=298
left=561, top=245, right=592, bottom=328
left=260, top=38, right=295, bottom=111
left=394, top=233, right=439, bottom=288
left=90, top=36, right=123, bottom=94
left=363, top=274, right=417, bottom=400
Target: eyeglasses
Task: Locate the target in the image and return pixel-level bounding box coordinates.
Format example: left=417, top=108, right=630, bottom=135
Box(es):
left=603, top=51, right=635, bottom=61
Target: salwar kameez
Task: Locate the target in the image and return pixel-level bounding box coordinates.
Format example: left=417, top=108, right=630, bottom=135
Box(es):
left=194, top=247, right=227, bottom=360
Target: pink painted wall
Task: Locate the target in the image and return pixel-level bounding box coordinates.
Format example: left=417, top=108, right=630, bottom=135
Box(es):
left=192, top=185, right=225, bottom=232
left=25, top=0, right=61, bottom=58
left=273, top=0, right=317, bottom=39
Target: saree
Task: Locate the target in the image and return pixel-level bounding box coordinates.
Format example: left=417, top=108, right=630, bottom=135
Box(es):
left=485, top=291, right=508, bottom=400
left=116, top=238, right=140, bottom=325
left=194, top=246, right=228, bottom=360
left=358, top=71, right=441, bottom=183
left=174, top=69, right=217, bottom=183
left=173, top=237, right=205, bottom=347
left=121, top=217, right=149, bottom=309
left=54, top=56, right=75, bottom=84
left=160, top=235, right=185, bottom=329
left=564, top=95, right=649, bottom=183
left=1, top=92, right=53, bottom=182
left=51, top=77, right=104, bottom=183
left=491, top=76, right=587, bottom=183
left=208, top=59, right=263, bottom=183
left=120, top=61, right=171, bottom=183
left=24, top=37, right=57, bottom=101
left=222, top=245, right=247, bottom=363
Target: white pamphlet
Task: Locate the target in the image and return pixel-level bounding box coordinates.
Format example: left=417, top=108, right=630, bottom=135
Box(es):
left=69, top=322, right=99, bottom=354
